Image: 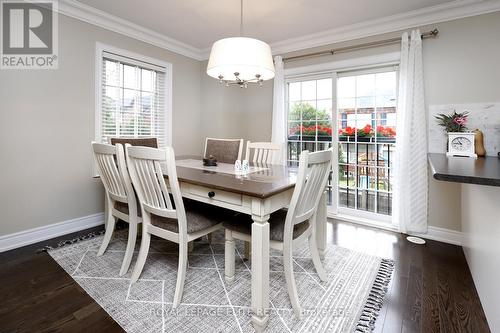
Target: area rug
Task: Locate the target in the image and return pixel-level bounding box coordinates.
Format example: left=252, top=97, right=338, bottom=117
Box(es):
left=48, top=229, right=394, bottom=333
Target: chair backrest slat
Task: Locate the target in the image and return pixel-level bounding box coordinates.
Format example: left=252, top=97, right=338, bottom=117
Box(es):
left=245, top=141, right=283, bottom=165
left=143, top=160, right=156, bottom=206
left=126, top=145, right=185, bottom=230
left=155, top=161, right=173, bottom=210
left=92, top=142, right=128, bottom=200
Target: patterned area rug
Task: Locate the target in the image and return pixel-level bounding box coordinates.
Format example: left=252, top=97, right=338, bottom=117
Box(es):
left=48, top=229, right=393, bottom=333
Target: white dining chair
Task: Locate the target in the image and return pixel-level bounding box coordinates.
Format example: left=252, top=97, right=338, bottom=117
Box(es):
left=224, top=148, right=333, bottom=317
left=241, top=141, right=285, bottom=259
left=245, top=141, right=284, bottom=165
left=125, top=144, right=229, bottom=307
left=204, top=137, right=244, bottom=164
left=91, top=142, right=140, bottom=276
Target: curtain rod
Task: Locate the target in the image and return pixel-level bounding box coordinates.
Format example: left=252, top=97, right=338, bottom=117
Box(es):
left=283, top=29, right=439, bottom=62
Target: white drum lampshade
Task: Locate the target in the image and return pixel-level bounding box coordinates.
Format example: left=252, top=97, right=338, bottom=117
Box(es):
left=206, top=37, right=275, bottom=83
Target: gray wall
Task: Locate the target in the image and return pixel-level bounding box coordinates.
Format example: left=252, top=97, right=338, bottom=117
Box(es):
left=200, top=68, right=273, bottom=145
left=0, top=14, right=203, bottom=236
left=199, top=12, right=500, bottom=232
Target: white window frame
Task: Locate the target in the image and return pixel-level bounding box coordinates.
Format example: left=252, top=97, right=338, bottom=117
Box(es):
left=94, top=42, right=173, bottom=148
left=284, top=52, right=400, bottom=226
left=285, top=72, right=338, bottom=214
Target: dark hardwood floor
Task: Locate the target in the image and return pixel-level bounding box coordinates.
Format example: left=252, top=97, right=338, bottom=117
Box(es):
left=0, top=221, right=490, bottom=333
left=0, top=226, right=123, bottom=333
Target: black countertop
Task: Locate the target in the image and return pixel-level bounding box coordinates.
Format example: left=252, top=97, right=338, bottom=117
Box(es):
left=428, top=153, right=500, bottom=187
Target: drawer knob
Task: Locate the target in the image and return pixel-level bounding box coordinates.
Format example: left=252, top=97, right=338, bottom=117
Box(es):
left=208, top=191, right=215, bottom=198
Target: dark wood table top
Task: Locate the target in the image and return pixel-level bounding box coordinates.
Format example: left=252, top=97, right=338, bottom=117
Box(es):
left=169, top=156, right=298, bottom=199
left=428, top=153, right=500, bottom=187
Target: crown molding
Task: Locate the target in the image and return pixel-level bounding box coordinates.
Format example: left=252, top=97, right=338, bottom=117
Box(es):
left=58, top=0, right=205, bottom=60
left=269, top=0, right=500, bottom=56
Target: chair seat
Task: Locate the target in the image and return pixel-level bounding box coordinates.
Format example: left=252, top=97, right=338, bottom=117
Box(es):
left=114, top=201, right=142, bottom=217
left=223, top=210, right=310, bottom=241
left=151, top=199, right=232, bottom=234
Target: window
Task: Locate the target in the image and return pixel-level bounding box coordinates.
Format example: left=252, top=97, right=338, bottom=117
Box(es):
left=95, top=44, right=172, bottom=148
left=337, top=69, right=397, bottom=216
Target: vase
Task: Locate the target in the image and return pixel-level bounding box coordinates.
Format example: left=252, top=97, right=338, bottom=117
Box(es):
left=474, top=129, right=486, bottom=157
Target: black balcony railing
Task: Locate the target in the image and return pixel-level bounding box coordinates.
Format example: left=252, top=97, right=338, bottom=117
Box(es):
left=287, top=135, right=396, bottom=216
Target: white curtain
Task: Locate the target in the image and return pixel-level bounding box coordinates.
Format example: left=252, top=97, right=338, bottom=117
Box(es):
left=393, top=30, right=428, bottom=234
left=271, top=55, right=287, bottom=164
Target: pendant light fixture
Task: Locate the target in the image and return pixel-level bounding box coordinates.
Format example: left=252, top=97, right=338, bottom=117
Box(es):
left=206, top=0, right=275, bottom=88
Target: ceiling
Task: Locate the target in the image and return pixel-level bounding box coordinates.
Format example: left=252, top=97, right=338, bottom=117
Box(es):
left=77, top=0, right=455, bottom=50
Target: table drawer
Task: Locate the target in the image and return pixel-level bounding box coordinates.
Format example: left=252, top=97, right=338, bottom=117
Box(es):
left=188, top=184, right=242, bottom=206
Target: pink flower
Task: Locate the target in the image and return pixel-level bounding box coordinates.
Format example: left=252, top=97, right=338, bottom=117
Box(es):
left=453, top=116, right=467, bottom=126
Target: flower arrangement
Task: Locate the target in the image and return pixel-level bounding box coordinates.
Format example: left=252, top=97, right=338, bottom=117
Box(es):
left=376, top=126, right=396, bottom=137
left=357, top=124, right=373, bottom=137
left=289, top=125, right=333, bottom=136
left=339, top=126, right=356, bottom=137
left=290, top=124, right=396, bottom=138
left=435, top=111, right=469, bottom=132
left=338, top=125, right=396, bottom=138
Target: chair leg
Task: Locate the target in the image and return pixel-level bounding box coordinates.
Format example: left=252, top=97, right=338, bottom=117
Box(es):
left=225, top=229, right=235, bottom=283
left=283, top=246, right=302, bottom=318
left=188, top=241, right=194, bottom=253
left=119, top=221, right=137, bottom=276
left=244, top=241, right=251, bottom=261
left=173, top=241, right=188, bottom=308
left=97, top=215, right=116, bottom=256
left=309, top=235, right=328, bottom=282
left=207, top=233, right=213, bottom=244
left=130, top=230, right=151, bottom=283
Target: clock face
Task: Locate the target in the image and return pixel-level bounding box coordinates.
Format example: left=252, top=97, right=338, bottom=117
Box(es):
left=451, top=137, right=471, bottom=151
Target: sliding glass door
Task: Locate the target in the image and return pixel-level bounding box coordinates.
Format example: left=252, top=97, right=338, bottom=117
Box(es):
left=286, top=67, right=397, bottom=224
left=336, top=69, right=397, bottom=221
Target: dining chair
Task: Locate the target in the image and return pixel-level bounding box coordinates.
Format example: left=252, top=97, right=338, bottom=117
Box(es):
left=125, top=144, right=229, bottom=307
left=110, top=137, right=158, bottom=148
left=224, top=148, right=333, bottom=317
left=91, top=142, right=141, bottom=276
left=204, top=137, right=244, bottom=164
left=241, top=141, right=285, bottom=258
left=244, top=141, right=284, bottom=165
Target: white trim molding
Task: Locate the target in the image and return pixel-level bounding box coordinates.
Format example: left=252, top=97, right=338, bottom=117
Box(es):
left=410, top=226, right=464, bottom=246
left=0, top=213, right=105, bottom=252
left=58, top=0, right=204, bottom=60
left=270, top=0, right=500, bottom=56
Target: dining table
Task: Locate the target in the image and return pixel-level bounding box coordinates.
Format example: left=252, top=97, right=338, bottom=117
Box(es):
left=166, top=156, right=329, bottom=332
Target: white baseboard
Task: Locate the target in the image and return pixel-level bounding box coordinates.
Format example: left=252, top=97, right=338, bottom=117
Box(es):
left=410, top=226, right=463, bottom=246
left=329, top=212, right=463, bottom=246
left=0, top=213, right=105, bottom=252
